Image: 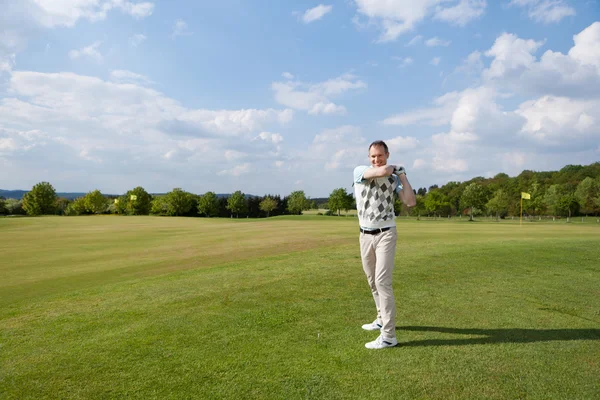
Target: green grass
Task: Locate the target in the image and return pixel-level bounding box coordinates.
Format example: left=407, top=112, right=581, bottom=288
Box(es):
left=1, top=216, right=599, bottom=399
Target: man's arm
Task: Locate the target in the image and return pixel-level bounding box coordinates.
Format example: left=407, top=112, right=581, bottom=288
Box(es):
left=363, top=165, right=395, bottom=179
left=397, top=174, right=416, bottom=207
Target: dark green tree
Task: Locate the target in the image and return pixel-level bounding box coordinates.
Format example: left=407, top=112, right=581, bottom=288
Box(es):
left=328, top=188, right=352, bottom=216
left=198, top=192, right=220, bottom=217
left=575, top=177, right=599, bottom=215
left=486, top=189, right=510, bottom=220
left=259, top=196, right=278, bottom=217
left=227, top=190, right=247, bottom=218
left=125, top=187, right=152, bottom=215
left=84, top=190, right=108, bottom=214
left=150, top=196, right=169, bottom=215
left=287, top=190, right=308, bottom=215
left=22, top=182, right=57, bottom=216
left=460, top=182, right=489, bottom=221
left=165, top=188, right=193, bottom=216
left=65, top=197, right=87, bottom=216
left=424, top=190, right=450, bottom=218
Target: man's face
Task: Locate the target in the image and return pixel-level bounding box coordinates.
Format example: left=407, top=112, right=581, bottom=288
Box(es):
left=369, top=145, right=389, bottom=167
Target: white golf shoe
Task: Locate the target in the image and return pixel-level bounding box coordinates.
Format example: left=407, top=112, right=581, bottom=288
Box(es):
left=361, top=320, right=383, bottom=331
left=365, top=334, right=398, bottom=349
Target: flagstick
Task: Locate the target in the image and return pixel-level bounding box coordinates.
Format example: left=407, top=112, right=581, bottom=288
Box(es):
left=520, top=196, right=523, bottom=226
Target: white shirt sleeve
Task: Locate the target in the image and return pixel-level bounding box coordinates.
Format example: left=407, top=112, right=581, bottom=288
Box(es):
left=394, top=174, right=403, bottom=194
left=353, top=166, right=370, bottom=184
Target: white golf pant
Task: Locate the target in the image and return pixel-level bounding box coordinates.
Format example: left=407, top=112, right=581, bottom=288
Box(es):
left=359, top=227, right=397, bottom=338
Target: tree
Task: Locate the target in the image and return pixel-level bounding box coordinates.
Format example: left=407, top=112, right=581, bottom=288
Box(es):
left=0, top=198, right=6, bottom=215
left=125, top=187, right=152, bottom=215
left=410, top=194, right=426, bottom=218
left=65, top=197, right=87, bottom=216
left=56, top=198, right=71, bottom=215
left=227, top=190, right=247, bottom=218
left=165, top=188, right=193, bottom=216
left=4, top=199, right=25, bottom=215
left=150, top=196, right=169, bottom=215
left=486, top=189, right=510, bottom=220
left=460, top=182, right=488, bottom=221
left=84, top=190, right=108, bottom=214
left=328, top=188, right=352, bottom=216
left=543, top=184, right=562, bottom=216
left=259, top=197, right=278, bottom=217
left=198, top=192, right=220, bottom=217
left=22, top=182, right=57, bottom=216
left=575, top=177, right=599, bottom=215
left=424, top=190, right=450, bottom=218
left=557, top=194, right=579, bottom=219
left=287, top=190, right=309, bottom=215
left=527, top=181, right=546, bottom=216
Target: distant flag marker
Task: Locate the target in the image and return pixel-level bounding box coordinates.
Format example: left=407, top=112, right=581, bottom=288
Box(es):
left=130, top=195, right=137, bottom=201
left=520, top=192, right=531, bottom=225
left=114, top=199, right=119, bottom=204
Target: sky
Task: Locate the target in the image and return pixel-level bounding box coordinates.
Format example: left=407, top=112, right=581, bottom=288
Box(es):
left=1, top=0, right=599, bottom=198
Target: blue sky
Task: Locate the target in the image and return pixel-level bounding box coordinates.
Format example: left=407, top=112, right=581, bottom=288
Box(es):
left=1, top=1, right=599, bottom=197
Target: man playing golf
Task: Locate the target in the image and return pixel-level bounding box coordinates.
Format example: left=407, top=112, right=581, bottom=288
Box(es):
left=353, top=140, right=416, bottom=349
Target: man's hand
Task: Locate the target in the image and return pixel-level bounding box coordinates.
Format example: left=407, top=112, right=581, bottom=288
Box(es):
left=394, top=166, right=406, bottom=176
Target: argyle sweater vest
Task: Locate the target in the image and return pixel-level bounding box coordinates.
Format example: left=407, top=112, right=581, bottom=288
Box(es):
left=354, top=175, right=399, bottom=229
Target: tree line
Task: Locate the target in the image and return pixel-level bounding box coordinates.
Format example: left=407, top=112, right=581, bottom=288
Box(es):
left=408, top=163, right=600, bottom=220
left=0, top=184, right=317, bottom=218
left=2, top=162, right=599, bottom=219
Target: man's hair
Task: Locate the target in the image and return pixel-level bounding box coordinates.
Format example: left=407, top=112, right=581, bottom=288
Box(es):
left=369, top=140, right=389, bottom=153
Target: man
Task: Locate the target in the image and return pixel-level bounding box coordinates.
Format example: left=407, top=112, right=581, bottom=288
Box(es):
left=353, top=140, right=416, bottom=349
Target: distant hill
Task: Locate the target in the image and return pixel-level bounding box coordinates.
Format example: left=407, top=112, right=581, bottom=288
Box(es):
left=0, top=190, right=90, bottom=200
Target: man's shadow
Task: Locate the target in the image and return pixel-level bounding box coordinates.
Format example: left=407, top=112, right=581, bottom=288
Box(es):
left=396, top=326, right=600, bottom=347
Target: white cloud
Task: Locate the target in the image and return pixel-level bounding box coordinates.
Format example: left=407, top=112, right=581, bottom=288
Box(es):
left=406, top=35, right=423, bottom=46
left=271, top=73, right=366, bottom=115
left=282, top=72, right=294, bottom=79
left=413, top=158, right=427, bottom=169
left=509, top=0, right=575, bottom=24
left=483, top=23, right=600, bottom=98
left=171, top=19, right=191, bottom=38
left=430, top=57, right=441, bottom=66
left=425, top=37, right=451, bottom=47
left=385, top=136, right=420, bottom=153
left=218, top=163, right=251, bottom=176
left=302, top=4, right=333, bottom=23
left=0, top=71, right=296, bottom=193
left=568, top=22, right=600, bottom=69
left=29, top=0, right=154, bottom=28
left=309, top=103, right=346, bottom=115
left=310, top=126, right=366, bottom=170
left=224, top=150, right=246, bottom=161
left=453, top=50, right=484, bottom=76
left=255, top=132, right=283, bottom=144
left=110, top=70, right=154, bottom=86
left=383, top=91, right=461, bottom=126
left=393, top=56, right=414, bottom=67
left=0, top=54, right=16, bottom=73
left=516, top=96, right=600, bottom=146
left=434, top=0, right=486, bottom=26
left=68, top=41, right=103, bottom=62
left=129, top=33, right=146, bottom=47
left=353, top=0, right=486, bottom=42
left=483, top=33, right=544, bottom=80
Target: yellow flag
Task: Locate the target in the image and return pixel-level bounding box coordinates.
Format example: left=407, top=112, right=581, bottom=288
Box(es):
left=114, top=199, right=119, bottom=204
left=521, top=192, right=531, bottom=200
left=130, top=195, right=137, bottom=201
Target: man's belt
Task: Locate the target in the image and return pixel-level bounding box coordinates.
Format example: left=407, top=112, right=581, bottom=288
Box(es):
left=360, top=227, right=391, bottom=235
